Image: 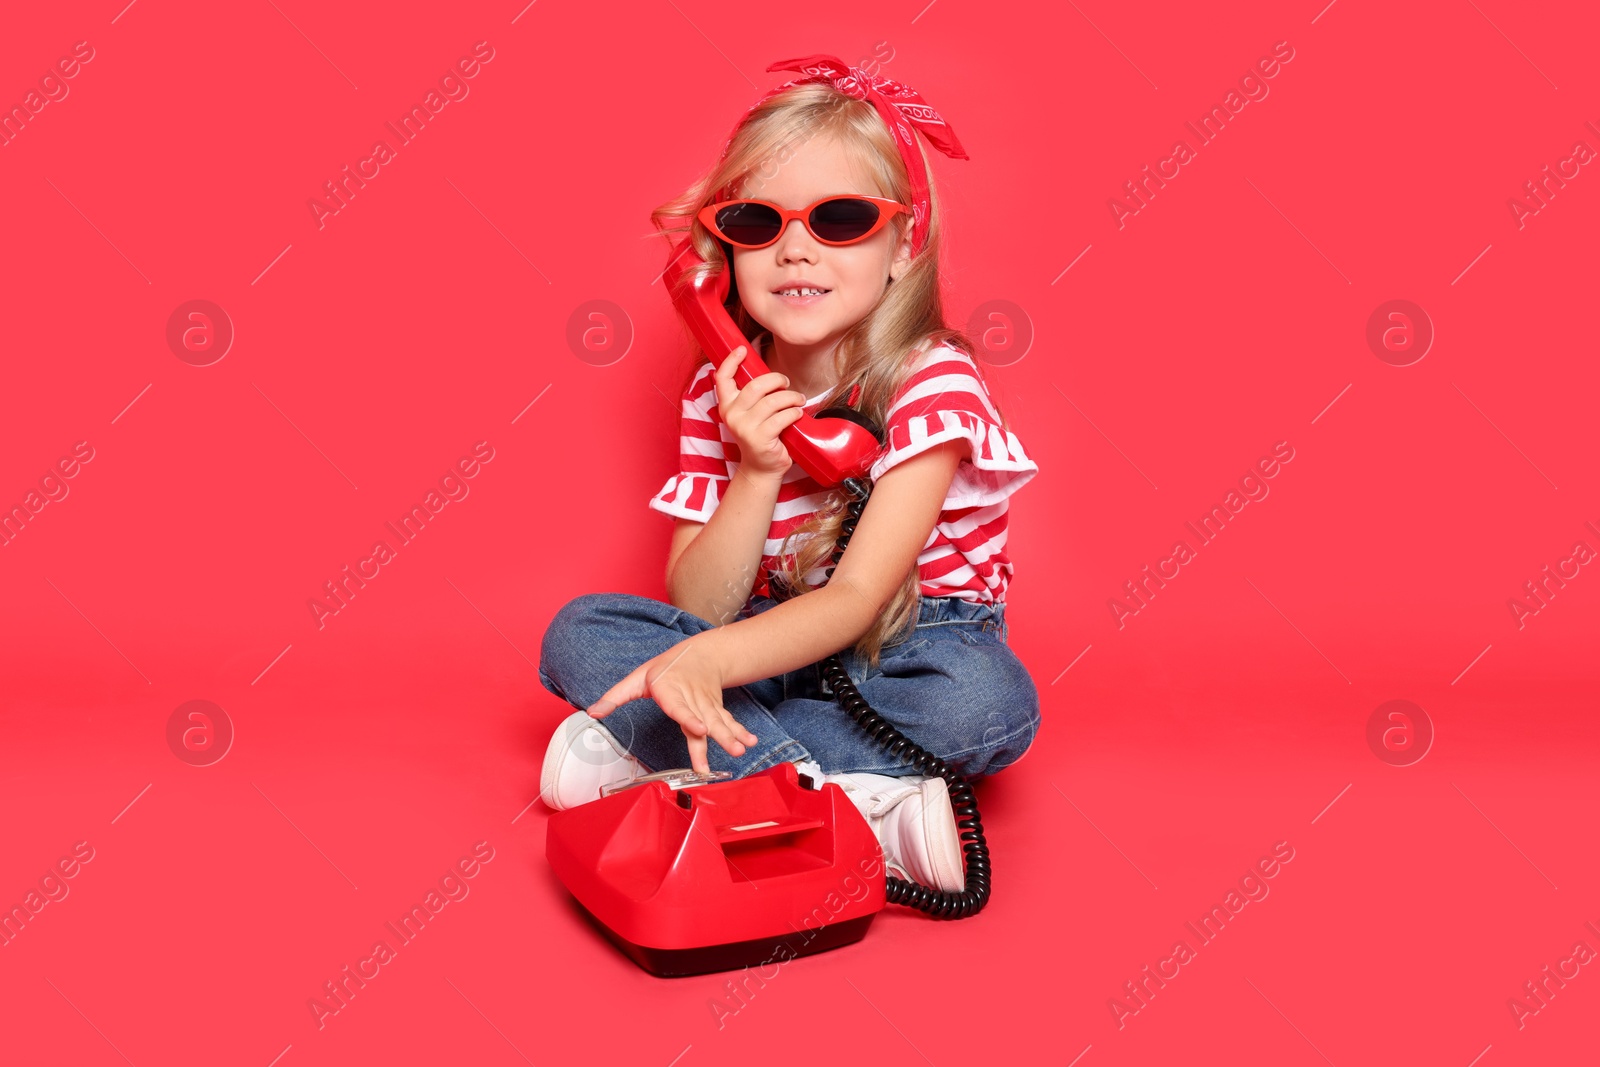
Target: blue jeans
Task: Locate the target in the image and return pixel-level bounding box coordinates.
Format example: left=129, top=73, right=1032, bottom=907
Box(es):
left=537, top=591, right=1041, bottom=779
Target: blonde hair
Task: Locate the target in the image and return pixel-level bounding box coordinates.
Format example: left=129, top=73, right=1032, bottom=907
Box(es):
left=651, top=81, right=1013, bottom=666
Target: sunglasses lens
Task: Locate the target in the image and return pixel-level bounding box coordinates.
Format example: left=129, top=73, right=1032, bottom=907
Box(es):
left=810, top=198, right=882, bottom=242
left=714, top=202, right=783, bottom=246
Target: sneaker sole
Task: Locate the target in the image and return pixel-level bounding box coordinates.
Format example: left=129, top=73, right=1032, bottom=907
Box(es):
left=917, top=779, right=965, bottom=893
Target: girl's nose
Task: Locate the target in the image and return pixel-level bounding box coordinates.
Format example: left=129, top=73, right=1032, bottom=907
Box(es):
left=776, top=219, right=818, bottom=262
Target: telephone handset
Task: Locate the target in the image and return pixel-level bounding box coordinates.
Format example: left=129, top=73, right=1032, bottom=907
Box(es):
left=664, top=237, right=883, bottom=492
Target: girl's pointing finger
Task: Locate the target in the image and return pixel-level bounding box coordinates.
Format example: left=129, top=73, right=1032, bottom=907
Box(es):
left=586, top=664, right=646, bottom=719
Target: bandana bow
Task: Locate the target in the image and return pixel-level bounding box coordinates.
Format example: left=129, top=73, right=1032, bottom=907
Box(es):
left=718, top=53, right=969, bottom=256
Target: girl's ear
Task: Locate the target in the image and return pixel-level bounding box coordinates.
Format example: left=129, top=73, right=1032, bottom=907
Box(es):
left=887, top=225, right=914, bottom=283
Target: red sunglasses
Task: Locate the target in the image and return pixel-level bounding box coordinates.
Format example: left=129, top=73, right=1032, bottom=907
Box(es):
left=698, top=195, right=910, bottom=250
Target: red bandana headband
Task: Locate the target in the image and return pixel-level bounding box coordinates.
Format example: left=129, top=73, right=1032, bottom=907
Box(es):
left=716, top=54, right=969, bottom=256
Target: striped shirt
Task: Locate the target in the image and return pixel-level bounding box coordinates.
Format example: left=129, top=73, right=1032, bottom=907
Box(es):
left=649, top=342, right=1038, bottom=603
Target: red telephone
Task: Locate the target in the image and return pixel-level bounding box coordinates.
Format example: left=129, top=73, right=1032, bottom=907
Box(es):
left=663, top=237, right=883, bottom=488
left=661, top=231, right=992, bottom=924
left=536, top=237, right=993, bottom=977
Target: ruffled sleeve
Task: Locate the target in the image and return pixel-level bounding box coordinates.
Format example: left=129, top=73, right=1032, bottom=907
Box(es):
left=868, top=343, right=1038, bottom=510
left=647, top=362, right=731, bottom=522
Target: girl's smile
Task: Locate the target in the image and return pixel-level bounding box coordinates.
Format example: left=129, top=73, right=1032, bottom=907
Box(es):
left=770, top=284, right=831, bottom=309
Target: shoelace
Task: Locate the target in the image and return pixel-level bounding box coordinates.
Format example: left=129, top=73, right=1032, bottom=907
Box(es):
left=836, top=779, right=923, bottom=818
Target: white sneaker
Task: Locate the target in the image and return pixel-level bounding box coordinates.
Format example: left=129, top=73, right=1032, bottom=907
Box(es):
left=539, top=711, right=648, bottom=811
left=822, top=772, right=964, bottom=892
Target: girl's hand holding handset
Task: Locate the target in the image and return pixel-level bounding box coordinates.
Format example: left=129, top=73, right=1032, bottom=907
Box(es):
left=714, top=346, right=809, bottom=481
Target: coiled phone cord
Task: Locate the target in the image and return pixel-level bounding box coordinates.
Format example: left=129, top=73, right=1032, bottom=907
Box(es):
left=771, top=475, right=991, bottom=919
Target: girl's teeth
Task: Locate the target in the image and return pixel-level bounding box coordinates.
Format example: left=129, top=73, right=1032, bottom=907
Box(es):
left=780, top=288, right=826, bottom=296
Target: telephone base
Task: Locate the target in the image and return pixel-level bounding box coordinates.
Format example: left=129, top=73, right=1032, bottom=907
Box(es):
left=574, top=900, right=876, bottom=978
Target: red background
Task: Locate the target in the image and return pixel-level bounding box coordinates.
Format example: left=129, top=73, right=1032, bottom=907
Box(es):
left=2, top=1, right=1596, bottom=1064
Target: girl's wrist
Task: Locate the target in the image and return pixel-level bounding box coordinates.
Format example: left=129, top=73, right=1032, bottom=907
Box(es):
left=734, top=465, right=788, bottom=492
left=683, top=626, right=734, bottom=682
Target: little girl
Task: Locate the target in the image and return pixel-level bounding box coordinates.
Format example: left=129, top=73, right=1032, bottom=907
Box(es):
left=537, top=56, right=1040, bottom=894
